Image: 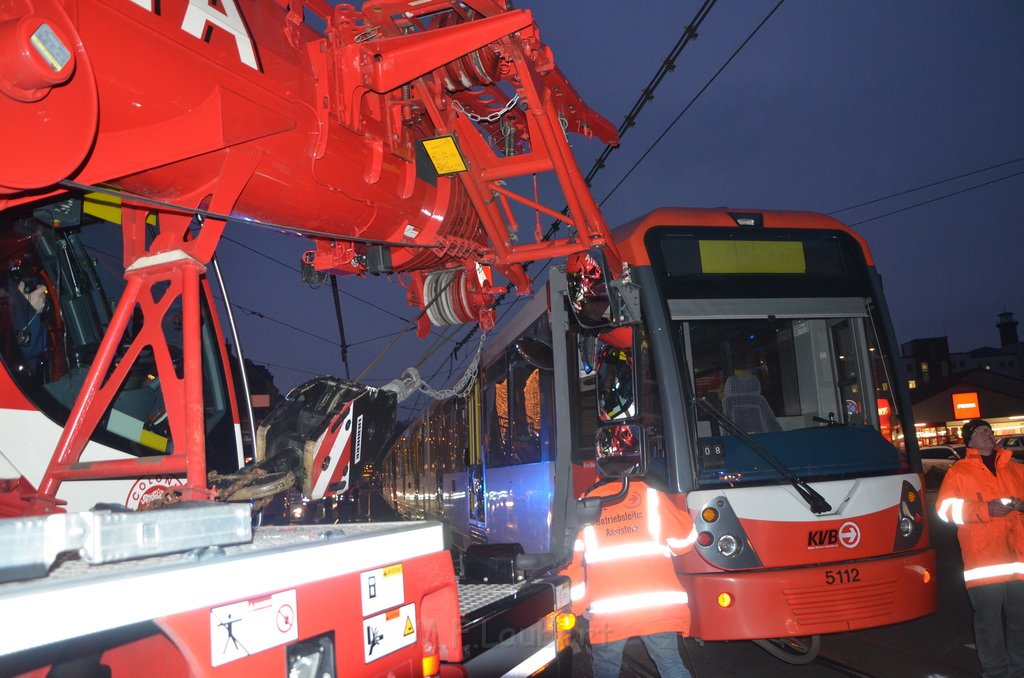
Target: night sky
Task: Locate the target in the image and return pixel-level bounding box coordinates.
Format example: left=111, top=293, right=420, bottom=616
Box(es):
left=211, top=1, right=1024, bottom=412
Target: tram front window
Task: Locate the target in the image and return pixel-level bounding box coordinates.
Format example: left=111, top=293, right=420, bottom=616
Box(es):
left=681, top=307, right=908, bottom=488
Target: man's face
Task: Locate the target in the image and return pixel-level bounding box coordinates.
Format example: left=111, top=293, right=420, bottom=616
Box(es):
left=968, top=425, right=996, bottom=452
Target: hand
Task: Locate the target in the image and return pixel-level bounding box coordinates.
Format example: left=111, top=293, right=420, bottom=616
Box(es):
left=988, top=498, right=1019, bottom=517
left=20, top=282, right=47, bottom=313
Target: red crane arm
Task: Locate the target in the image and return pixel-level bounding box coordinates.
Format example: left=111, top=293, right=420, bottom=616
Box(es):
left=0, top=0, right=620, bottom=510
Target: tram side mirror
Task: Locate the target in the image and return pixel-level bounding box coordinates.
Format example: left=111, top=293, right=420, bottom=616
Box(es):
left=596, top=424, right=646, bottom=478
left=514, top=337, right=553, bottom=371
left=595, top=329, right=637, bottom=422
left=567, top=249, right=613, bottom=329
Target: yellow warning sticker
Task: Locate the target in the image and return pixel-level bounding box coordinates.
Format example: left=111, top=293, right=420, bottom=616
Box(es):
left=421, top=136, right=468, bottom=175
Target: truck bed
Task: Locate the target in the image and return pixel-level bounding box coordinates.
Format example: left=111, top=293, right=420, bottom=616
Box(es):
left=0, top=520, right=445, bottom=657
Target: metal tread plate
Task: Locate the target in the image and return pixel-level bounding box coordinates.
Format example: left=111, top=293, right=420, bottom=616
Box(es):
left=457, top=582, right=527, bottom=617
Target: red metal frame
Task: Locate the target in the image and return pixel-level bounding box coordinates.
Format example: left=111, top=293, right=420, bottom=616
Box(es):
left=24, top=150, right=259, bottom=512
left=1, top=1, right=621, bottom=510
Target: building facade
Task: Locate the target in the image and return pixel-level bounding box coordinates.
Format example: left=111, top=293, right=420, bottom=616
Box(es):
left=902, top=312, right=1024, bottom=446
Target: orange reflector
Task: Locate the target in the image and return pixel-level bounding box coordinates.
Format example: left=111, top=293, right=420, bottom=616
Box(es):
left=922, top=569, right=932, bottom=584
left=701, top=507, right=720, bottom=523
left=716, top=592, right=734, bottom=608
left=907, top=489, right=917, bottom=503
left=422, top=654, right=440, bottom=676
left=556, top=613, right=576, bottom=632
left=422, top=622, right=440, bottom=677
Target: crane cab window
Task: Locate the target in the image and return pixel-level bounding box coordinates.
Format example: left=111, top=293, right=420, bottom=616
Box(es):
left=0, top=203, right=238, bottom=470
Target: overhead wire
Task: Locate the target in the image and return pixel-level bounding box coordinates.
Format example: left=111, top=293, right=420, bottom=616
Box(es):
left=584, top=0, right=718, bottom=186
left=404, top=1, right=732, bottom=406
left=432, top=1, right=729, bottom=374
left=220, top=232, right=411, bottom=323
left=215, top=1, right=744, bottom=390
left=598, top=0, right=787, bottom=207
left=845, top=169, right=1024, bottom=227
left=84, top=225, right=461, bottom=381
left=828, top=156, right=1024, bottom=216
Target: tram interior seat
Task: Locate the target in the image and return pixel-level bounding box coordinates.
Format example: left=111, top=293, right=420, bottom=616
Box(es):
left=722, top=375, right=782, bottom=434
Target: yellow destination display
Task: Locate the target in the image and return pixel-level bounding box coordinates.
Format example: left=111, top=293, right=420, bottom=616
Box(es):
left=699, top=240, right=806, bottom=274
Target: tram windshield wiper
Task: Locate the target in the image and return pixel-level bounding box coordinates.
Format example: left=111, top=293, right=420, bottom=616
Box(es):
left=694, top=398, right=833, bottom=515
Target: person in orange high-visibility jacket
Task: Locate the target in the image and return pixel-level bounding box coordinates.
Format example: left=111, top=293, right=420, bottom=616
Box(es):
left=563, top=478, right=698, bottom=678
left=937, top=419, right=1024, bottom=678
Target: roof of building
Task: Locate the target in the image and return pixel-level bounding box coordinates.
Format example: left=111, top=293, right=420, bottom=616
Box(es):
left=909, top=368, right=1024, bottom=405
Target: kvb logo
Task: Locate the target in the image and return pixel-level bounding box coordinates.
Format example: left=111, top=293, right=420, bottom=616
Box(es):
left=837, top=521, right=861, bottom=548
left=807, top=521, right=862, bottom=550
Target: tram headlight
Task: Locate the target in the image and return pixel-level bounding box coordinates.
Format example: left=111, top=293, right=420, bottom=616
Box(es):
left=898, top=515, right=914, bottom=537
left=894, top=480, right=926, bottom=550
left=717, top=534, right=742, bottom=557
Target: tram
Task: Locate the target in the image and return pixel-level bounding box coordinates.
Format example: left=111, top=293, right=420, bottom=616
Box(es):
left=380, top=207, right=936, bottom=660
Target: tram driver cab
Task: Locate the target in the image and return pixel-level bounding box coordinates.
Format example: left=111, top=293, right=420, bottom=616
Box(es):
left=721, top=374, right=782, bottom=434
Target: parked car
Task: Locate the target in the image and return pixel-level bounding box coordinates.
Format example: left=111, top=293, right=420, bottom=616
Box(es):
left=997, top=435, right=1024, bottom=460
left=920, top=444, right=967, bottom=474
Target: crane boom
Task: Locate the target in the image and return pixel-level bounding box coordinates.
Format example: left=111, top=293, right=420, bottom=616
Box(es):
left=0, top=0, right=620, bottom=512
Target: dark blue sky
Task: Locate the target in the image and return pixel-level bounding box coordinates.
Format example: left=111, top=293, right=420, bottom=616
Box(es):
left=213, top=1, right=1024, bottom=406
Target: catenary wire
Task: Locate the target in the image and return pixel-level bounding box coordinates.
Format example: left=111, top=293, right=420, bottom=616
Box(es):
left=598, top=0, right=787, bottom=208
left=828, top=156, right=1024, bottom=216
left=845, top=169, right=1024, bottom=227
left=411, top=3, right=728, bottom=393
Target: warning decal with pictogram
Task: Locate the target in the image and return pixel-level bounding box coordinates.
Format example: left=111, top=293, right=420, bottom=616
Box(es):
left=363, top=602, right=417, bottom=663
left=360, top=563, right=404, bottom=616
left=210, top=589, right=298, bottom=667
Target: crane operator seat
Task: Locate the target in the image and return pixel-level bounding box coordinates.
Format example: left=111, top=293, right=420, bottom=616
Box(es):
left=722, top=374, right=782, bottom=434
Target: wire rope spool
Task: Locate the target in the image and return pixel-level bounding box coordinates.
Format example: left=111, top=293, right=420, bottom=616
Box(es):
left=436, top=11, right=502, bottom=92
left=422, top=266, right=495, bottom=329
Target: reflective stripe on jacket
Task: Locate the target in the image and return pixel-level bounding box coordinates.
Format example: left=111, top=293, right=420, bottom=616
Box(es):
left=561, top=480, right=696, bottom=644
left=936, top=447, right=1024, bottom=587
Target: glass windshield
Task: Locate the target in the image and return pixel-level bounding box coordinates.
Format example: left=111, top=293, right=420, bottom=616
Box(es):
left=677, top=299, right=908, bottom=489
left=0, top=198, right=238, bottom=470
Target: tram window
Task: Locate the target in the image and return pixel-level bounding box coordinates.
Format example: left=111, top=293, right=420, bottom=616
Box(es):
left=508, top=356, right=547, bottom=465
left=679, top=309, right=908, bottom=487
left=482, top=357, right=511, bottom=467
left=446, top=398, right=468, bottom=472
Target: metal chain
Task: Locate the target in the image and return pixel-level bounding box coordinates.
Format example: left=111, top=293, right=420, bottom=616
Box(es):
left=417, top=332, right=487, bottom=400
left=451, top=94, right=521, bottom=124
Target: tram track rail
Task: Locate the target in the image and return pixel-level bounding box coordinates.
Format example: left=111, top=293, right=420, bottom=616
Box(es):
left=811, top=653, right=879, bottom=678
left=608, top=641, right=882, bottom=677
